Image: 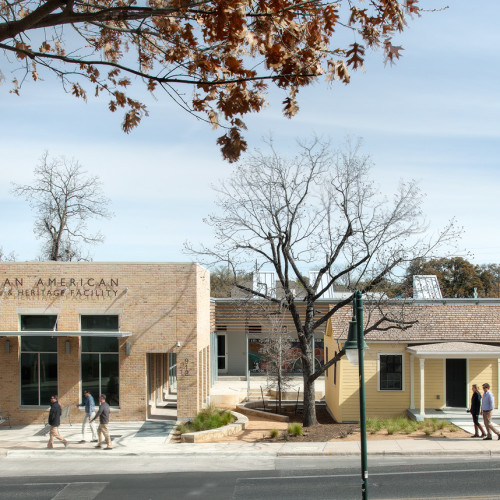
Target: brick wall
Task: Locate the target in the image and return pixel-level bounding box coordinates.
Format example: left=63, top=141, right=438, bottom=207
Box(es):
left=0, top=262, right=210, bottom=424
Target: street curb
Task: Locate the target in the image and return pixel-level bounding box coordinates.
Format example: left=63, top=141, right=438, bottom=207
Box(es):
left=7, top=448, right=500, bottom=458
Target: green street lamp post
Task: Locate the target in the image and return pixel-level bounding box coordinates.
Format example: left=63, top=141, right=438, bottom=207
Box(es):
left=344, top=290, right=369, bottom=499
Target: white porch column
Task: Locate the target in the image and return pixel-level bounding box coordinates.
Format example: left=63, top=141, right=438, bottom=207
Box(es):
left=419, top=358, right=425, bottom=416
left=497, top=359, right=500, bottom=410
left=410, top=354, right=415, bottom=410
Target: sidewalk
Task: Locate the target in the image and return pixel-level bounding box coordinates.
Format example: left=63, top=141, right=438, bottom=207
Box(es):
left=2, top=420, right=500, bottom=458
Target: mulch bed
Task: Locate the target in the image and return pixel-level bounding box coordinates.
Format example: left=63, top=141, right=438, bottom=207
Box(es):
left=256, top=405, right=358, bottom=442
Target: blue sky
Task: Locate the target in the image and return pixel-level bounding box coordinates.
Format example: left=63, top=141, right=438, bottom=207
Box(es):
left=1, top=0, right=499, bottom=266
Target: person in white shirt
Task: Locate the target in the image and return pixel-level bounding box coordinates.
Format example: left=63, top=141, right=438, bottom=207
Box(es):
left=481, top=383, right=500, bottom=440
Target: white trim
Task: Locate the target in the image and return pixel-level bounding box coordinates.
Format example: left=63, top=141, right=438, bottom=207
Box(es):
left=377, top=352, right=404, bottom=392
left=466, top=359, right=470, bottom=408
left=442, top=359, right=446, bottom=408
left=498, top=359, right=500, bottom=410
left=410, top=352, right=500, bottom=359
left=419, top=358, right=425, bottom=416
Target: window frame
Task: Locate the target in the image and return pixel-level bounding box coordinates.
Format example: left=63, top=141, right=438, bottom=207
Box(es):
left=20, top=336, right=58, bottom=407
left=80, top=314, right=120, bottom=332
left=81, top=337, right=120, bottom=407
left=377, top=353, right=404, bottom=392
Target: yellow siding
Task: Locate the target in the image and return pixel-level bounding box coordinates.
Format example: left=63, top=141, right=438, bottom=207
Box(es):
left=340, top=343, right=411, bottom=421
left=423, top=359, right=444, bottom=409
left=324, top=334, right=342, bottom=421
left=469, top=359, right=498, bottom=403
left=412, top=359, right=448, bottom=410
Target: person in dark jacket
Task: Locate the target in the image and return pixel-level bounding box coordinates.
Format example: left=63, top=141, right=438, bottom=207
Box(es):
left=47, top=395, right=68, bottom=448
left=469, top=384, right=486, bottom=438
left=90, top=394, right=112, bottom=449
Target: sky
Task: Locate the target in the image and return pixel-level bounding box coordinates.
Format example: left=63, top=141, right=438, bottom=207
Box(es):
left=1, top=0, right=499, bottom=267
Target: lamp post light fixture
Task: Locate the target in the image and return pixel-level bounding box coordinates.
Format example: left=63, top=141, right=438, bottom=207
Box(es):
left=344, top=290, right=369, bottom=500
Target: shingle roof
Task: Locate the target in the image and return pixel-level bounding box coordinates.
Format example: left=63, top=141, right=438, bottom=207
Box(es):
left=332, top=303, right=500, bottom=343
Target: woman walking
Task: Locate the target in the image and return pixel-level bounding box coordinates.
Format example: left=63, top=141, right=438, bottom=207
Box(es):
left=469, top=384, right=486, bottom=438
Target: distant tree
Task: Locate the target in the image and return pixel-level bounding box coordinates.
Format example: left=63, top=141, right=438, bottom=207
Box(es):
left=1, top=0, right=422, bottom=161
left=187, top=136, right=457, bottom=426
left=479, top=263, right=500, bottom=298
left=404, top=257, right=494, bottom=298
left=210, top=267, right=252, bottom=298
left=0, top=248, right=15, bottom=261
left=12, top=153, right=112, bottom=261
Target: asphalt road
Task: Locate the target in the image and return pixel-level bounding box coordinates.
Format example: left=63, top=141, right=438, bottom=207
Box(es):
left=1, top=458, right=500, bottom=499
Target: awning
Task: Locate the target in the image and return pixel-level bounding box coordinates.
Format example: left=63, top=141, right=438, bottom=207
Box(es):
left=0, top=331, right=132, bottom=338
left=406, top=341, right=500, bottom=359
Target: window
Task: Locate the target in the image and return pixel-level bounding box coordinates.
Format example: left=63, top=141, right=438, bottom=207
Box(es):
left=379, top=354, right=403, bottom=391
left=81, top=315, right=119, bottom=331
left=81, top=337, right=120, bottom=407
left=20, top=336, right=58, bottom=406
left=21, top=315, right=57, bottom=331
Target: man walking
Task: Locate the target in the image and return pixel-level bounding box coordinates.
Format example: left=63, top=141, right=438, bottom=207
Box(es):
left=47, top=395, right=68, bottom=449
left=90, top=394, right=112, bottom=450
left=75, top=389, right=97, bottom=443
left=481, top=383, right=500, bottom=440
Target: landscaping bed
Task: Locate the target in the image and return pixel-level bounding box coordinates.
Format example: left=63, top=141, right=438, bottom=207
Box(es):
left=219, top=404, right=470, bottom=443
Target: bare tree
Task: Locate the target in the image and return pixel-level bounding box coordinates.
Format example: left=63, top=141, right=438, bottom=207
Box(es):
left=12, top=153, right=112, bottom=261
left=260, top=312, right=295, bottom=413
left=0, top=248, right=15, bottom=261
left=187, top=137, right=458, bottom=426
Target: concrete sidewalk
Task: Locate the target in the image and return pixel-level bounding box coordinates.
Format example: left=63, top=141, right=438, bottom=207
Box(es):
left=2, top=420, right=500, bottom=458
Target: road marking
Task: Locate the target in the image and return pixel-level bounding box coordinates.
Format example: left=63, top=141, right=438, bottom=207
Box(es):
left=244, top=466, right=500, bottom=481
left=377, top=496, right=500, bottom=500
left=52, top=482, right=108, bottom=499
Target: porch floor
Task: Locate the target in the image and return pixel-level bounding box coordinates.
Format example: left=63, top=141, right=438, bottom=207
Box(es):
left=408, top=407, right=500, bottom=422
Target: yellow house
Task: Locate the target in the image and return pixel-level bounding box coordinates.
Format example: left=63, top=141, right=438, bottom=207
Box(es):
left=324, top=300, right=500, bottom=422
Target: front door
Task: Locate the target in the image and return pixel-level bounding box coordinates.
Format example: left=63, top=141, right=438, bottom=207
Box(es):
left=446, top=358, right=466, bottom=407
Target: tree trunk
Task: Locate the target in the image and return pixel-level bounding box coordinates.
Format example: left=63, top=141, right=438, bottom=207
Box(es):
left=302, top=344, right=317, bottom=427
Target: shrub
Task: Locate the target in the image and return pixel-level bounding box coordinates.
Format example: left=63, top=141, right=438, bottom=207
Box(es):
left=269, top=428, right=279, bottom=439
left=287, top=423, right=303, bottom=436
left=176, top=423, right=190, bottom=435
left=367, top=418, right=383, bottom=434
left=180, top=405, right=235, bottom=433
left=386, top=422, right=398, bottom=435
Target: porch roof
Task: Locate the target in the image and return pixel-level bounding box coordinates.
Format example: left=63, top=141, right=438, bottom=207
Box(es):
left=406, top=341, right=500, bottom=358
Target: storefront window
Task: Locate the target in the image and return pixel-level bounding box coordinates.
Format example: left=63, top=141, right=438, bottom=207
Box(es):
left=81, top=337, right=119, bottom=407
left=20, top=336, right=58, bottom=406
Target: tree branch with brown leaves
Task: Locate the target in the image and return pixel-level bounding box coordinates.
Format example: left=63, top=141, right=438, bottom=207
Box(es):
left=1, top=0, right=422, bottom=161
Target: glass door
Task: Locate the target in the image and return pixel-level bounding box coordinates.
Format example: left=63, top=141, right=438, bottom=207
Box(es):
left=217, top=334, right=228, bottom=374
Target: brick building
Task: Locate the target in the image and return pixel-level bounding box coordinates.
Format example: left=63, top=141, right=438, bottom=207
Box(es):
left=0, top=262, right=211, bottom=425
